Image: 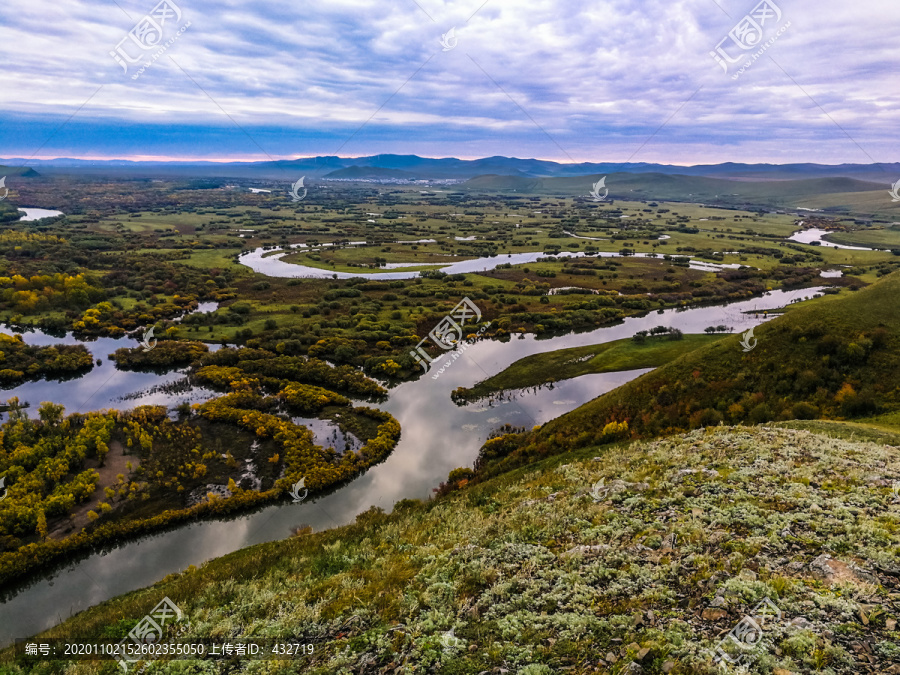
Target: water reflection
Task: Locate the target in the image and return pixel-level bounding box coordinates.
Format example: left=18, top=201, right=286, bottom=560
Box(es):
left=0, top=287, right=826, bottom=645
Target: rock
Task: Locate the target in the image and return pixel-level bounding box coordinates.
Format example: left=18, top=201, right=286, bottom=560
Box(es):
left=626, top=642, right=640, bottom=653
left=591, top=456, right=603, bottom=462
left=632, top=611, right=644, bottom=627
left=786, top=561, right=805, bottom=573
left=710, top=596, right=727, bottom=608
left=790, top=616, right=814, bottom=630
left=637, top=647, right=651, bottom=662
left=857, top=607, right=869, bottom=626
left=887, top=618, right=897, bottom=631
left=702, top=607, right=729, bottom=621
left=605, top=652, right=618, bottom=663
left=661, top=662, right=676, bottom=674
left=739, top=569, right=758, bottom=581
left=810, top=554, right=878, bottom=588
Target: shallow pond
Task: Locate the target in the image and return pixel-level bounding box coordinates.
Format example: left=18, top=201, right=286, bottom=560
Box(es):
left=17, top=208, right=64, bottom=221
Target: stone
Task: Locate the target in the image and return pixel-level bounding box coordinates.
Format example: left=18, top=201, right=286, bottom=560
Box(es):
left=661, top=662, right=676, bottom=674
left=637, top=647, right=651, bottom=662
left=810, top=554, right=878, bottom=588
left=702, top=607, right=729, bottom=621
left=790, top=616, right=814, bottom=630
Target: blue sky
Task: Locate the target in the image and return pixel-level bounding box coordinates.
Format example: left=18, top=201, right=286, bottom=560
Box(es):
left=0, top=0, right=897, bottom=164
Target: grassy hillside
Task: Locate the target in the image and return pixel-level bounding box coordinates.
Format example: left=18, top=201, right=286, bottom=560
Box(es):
left=461, top=172, right=885, bottom=209
left=453, top=333, right=727, bottom=402
left=7, top=425, right=900, bottom=674
left=475, top=271, right=900, bottom=474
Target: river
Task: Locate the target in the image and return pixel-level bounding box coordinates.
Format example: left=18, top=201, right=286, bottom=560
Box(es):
left=0, top=284, right=825, bottom=645
left=787, top=227, right=880, bottom=251
left=238, top=245, right=743, bottom=279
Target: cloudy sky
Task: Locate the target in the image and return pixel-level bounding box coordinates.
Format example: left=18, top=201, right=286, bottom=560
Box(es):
left=0, top=0, right=897, bottom=164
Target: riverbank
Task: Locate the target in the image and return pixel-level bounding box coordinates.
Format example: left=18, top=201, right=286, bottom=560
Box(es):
left=9, top=424, right=900, bottom=674
left=451, top=332, right=727, bottom=402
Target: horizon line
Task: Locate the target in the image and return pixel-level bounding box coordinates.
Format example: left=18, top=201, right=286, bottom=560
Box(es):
left=1, top=154, right=897, bottom=167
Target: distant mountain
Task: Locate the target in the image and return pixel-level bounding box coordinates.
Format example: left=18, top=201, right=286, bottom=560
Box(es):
left=0, top=165, right=40, bottom=177
left=323, top=165, right=418, bottom=180
left=1, top=155, right=896, bottom=183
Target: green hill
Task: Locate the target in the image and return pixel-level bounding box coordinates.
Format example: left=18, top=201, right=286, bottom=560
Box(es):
left=11, top=424, right=900, bottom=674
left=460, top=172, right=884, bottom=208
left=486, top=272, right=900, bottom=475
left=323, top=165, right=417, bottom=180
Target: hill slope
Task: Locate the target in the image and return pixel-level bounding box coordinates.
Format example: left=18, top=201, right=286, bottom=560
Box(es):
left=461, top=172, right=885, bottom=205
left=0, top=165, right=39, bottom=178
left=488, top=272, right=900, bottom=471
left=13, top=425, right=900, bottom=674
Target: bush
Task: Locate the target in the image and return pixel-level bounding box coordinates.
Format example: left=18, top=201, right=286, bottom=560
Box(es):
left=791, top=402, right=819, bottom=420
left=748, top=403, right=772, bottom=424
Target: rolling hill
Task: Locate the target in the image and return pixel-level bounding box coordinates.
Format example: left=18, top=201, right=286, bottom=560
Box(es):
left=2, top=155, right=897, bottom=183
left=478, top=272, right=900, bottom=478
left=461, top=172, right=886, bottom=207
left=0, top=165, right=39, bottom=178
left=12, top=424, right=900, bottom=674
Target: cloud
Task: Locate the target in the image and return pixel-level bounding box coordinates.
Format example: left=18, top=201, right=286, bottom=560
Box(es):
left=0, top=0, right=897, bottom=163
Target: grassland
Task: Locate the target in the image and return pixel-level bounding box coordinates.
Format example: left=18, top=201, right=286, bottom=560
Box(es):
left=485, top=269, right=900, bottom=474
left=453, top=333, right=727, bottom=401
left=8, top=424, right=899, bottom=674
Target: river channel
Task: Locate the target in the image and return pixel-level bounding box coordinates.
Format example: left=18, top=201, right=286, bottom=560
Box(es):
left=0, top=279, right=825, bottom=645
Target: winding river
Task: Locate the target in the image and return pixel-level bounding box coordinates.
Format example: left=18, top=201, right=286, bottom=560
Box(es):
left=239, top=244, right=742, bottom=279
left=0, top=281, right=826, bottom=645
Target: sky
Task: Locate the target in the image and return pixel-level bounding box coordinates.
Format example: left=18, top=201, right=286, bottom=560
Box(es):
left=0, top=0, right=897, bottom=165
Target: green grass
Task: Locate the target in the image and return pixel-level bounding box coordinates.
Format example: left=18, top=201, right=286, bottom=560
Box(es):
left=456, top=333, right=726, bottom=400
left=527, top=269, right=900, bottom=449
left=9, top=424, right=900, bottom=674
